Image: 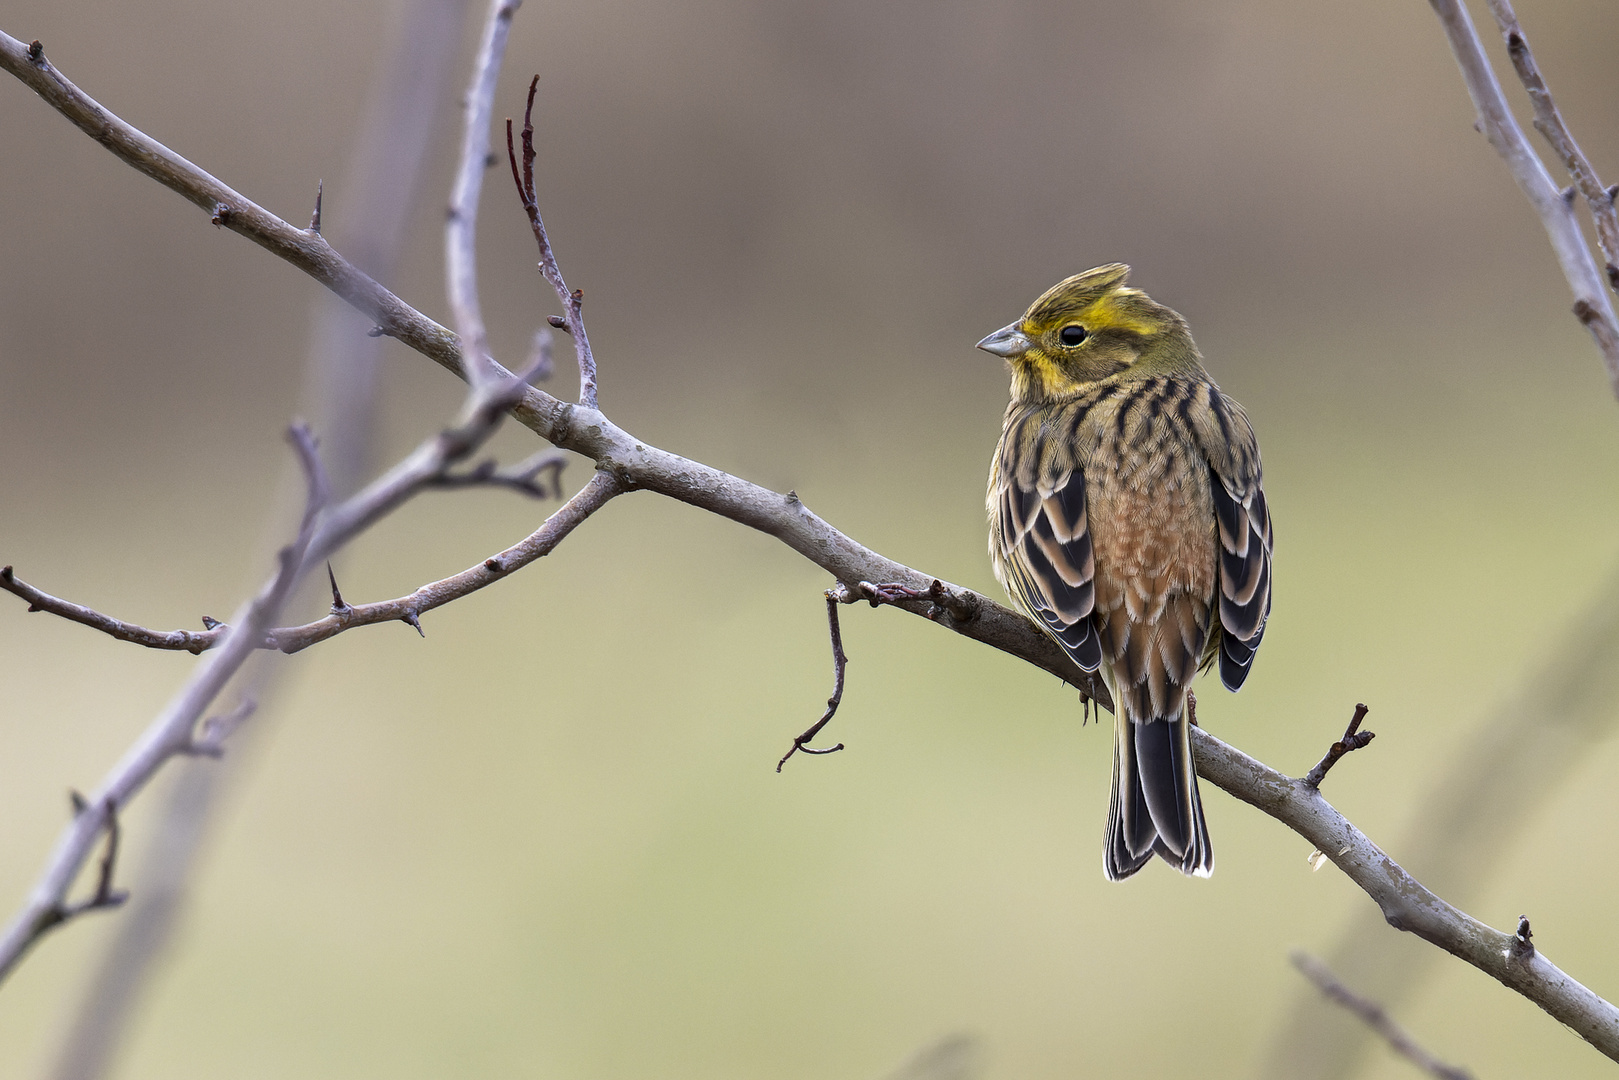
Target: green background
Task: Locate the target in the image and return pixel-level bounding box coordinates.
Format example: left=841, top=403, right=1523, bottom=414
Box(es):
left=3, top=0, right=1619, bottom=1077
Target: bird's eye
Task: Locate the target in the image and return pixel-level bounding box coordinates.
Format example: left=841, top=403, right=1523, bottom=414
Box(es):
left=1060, top=325, right=1088, bottom=346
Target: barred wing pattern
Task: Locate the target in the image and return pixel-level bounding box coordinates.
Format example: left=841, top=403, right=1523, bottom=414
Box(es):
left=1196, top=391, right=1273, bottom=691
left=993, top=447, right=1102, bottom=675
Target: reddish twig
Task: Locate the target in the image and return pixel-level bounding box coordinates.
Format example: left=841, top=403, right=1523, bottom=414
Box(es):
left=505, top=75, right=598, bottom=409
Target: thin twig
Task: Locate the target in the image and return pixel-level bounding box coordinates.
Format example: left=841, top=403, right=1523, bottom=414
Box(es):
left=269, top=469, right=620, bottom=653
left=1303, top=704, right=1374, bottom=788
left=777, top=591, right=850, bottom=771
left=2, top=449, right=567, bottom=653
left=446, top=0, right=523, bottom=387
left=506, top=75, right=598, bottom=408
left=1486, top=0, right=1619, bottom=292
left=426, top=449, right=568, bottom=499
left=1291, top=953, right=1475, bottom=1080
left=1426, top=0, right=1619, bottom=397
left=0, top=566, right=217, bottom=654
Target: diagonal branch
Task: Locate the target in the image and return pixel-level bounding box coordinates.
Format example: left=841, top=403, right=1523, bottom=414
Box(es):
left=1291, top=952, right=1475, bottom=1080
left=0, top=30, right=1106, bottom=709
left=1486, top=0, right=1619, bottom=292
left=0, top=425, right=330, bottom=983
left=1194, top=724, right=1619, bottom=1060
left=446, top=0, right=523, bottom=388
left=1426, top=0, right=1619, bottom=397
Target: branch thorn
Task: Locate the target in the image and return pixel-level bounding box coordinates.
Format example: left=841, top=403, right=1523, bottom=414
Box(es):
left=308, top=179, right=324, bottom=233
left=326, top=562, right=350, bottom=616
left=402, top=609, right=425, bottom=637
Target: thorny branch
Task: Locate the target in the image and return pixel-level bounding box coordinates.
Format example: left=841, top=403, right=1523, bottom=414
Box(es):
left=5, top=22, right=1619, bottom=1067
left=1291, top=952, right=1475, bottom=1080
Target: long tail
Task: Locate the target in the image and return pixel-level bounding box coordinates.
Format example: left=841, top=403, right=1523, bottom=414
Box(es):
left=1104, top=691, right=1212, bottom=881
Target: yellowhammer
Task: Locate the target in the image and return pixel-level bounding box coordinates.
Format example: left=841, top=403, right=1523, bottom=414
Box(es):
left=980, top=264, right=1272, bottom=880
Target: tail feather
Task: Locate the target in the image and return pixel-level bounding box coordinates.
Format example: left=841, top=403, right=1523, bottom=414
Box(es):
left=1104, top=703, right=1212, bottom=881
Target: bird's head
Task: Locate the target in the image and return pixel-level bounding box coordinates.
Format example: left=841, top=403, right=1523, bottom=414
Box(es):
left=977, top=263, right=1200, bottom=403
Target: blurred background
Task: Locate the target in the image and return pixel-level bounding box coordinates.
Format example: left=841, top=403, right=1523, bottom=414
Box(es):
left=3, top=0, right=1619, bottom=1077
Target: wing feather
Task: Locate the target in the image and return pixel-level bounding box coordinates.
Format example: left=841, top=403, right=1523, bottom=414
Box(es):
left=998, top=465, right=1102, bottom=674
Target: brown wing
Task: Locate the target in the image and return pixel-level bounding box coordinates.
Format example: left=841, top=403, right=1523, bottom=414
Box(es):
left=996, top=463, right=1103, bottom=674
left=1193, top=390, right=1273, bottom=690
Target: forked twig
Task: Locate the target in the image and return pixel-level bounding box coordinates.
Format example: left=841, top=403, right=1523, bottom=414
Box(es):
left=1303, top=703, right=1374, bottom=789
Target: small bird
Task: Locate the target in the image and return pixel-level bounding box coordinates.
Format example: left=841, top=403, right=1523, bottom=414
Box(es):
left=980, top=264, right=1272, bottom=879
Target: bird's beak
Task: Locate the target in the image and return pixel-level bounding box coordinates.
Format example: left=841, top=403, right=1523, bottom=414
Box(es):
left=976, top=322, right=1032, bottom=359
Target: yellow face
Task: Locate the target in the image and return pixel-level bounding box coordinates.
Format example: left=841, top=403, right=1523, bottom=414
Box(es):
left=978, top=263, right=1190, bottom=399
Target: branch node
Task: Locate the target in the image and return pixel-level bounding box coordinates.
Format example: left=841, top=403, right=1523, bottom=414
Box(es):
left=484, top=556, right=504, bottom=573
left=1303, top=703, right=1374, bottom=788
left=1561, top=184, right=1578, bottom=206
left=26, top=40, right=44, bottom=63
left=366, top=325, right=388, bottom=338
left=1513, top=915, right=1536, bottom=958
left=69, top=790, right=88, bottom=816
left=210, top=202, right=232, bottom=227
left=200, top=615, right=222, bottom=630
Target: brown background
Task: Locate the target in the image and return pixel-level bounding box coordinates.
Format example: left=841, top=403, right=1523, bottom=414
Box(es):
left=3, top=0, right=1619, bottom=1077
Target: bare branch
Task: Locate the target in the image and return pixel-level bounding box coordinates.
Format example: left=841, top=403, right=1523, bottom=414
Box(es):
left=0, top=33, right=1104, bottom=706
left=1193, top=724, right=1619, bottom=1060
left=268, top=469, right=621, bottom=654
left=0, top=425, right=329, bottom=983
left=0, top=566, right=218, bottom=654
left=1303, top=703, right=1374, bottom=789
left=1486, top=0, right=1619, bottom=292
left=0, top=355, right=565, bottom=983
left=506, top=76, right=598, bottom=408
left=777, top=591, right=850, bottom=772
left=1426, top=0, right=1619, bottom=397
left=446, top=0, right=523, bottom=387
left=1291, top=952, right=1475, bottom=1080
